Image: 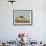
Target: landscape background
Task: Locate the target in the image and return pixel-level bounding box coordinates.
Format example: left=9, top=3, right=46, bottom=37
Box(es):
left=14, top=11, right=31, bottom=23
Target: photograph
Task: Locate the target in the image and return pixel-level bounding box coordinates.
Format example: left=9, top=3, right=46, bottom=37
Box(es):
left=13, top=10, right=32, bottom=25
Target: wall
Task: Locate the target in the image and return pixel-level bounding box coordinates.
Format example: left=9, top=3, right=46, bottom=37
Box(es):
left=0, top=0, right=46, bottom=42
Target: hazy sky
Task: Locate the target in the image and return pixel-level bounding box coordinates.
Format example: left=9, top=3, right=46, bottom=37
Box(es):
left=14, top=11, right=31, bottom=20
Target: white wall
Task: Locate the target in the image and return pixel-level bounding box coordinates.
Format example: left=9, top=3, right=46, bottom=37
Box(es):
left=0, top=0, right=46, bottom=42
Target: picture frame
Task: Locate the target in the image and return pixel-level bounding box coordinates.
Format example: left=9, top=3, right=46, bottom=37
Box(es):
left=13, top=10, right=33, bottom=25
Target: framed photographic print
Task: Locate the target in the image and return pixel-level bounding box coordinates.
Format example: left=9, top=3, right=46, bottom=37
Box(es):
left=13, top=10, right=32, bottom=25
